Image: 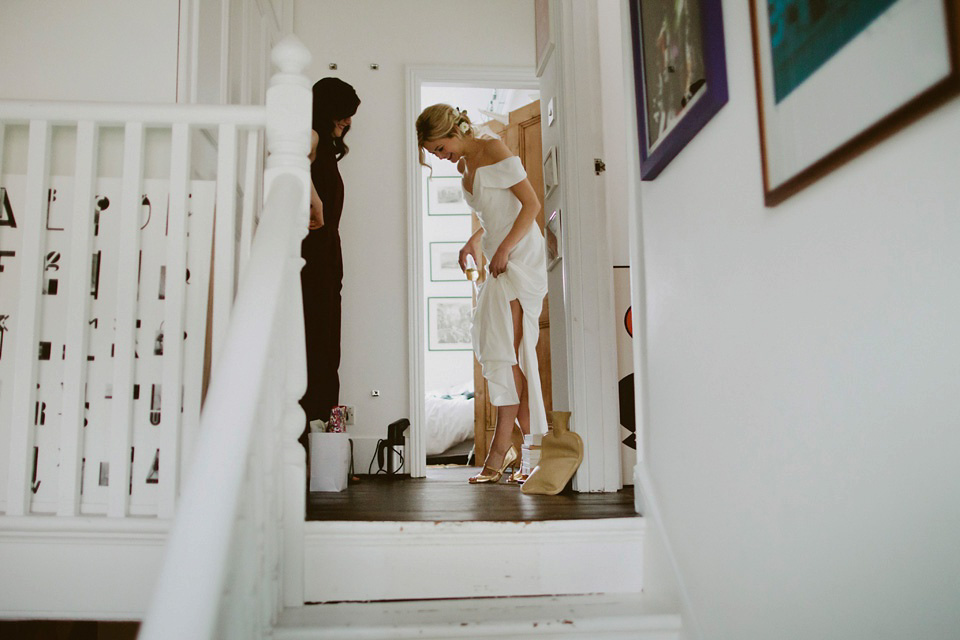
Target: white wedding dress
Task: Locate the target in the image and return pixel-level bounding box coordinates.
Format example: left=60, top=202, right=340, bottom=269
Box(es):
left=463, top=156, right=549, bottom=436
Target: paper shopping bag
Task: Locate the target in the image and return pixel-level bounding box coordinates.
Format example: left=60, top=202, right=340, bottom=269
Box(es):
left=309, top=432, right=350, bottom=492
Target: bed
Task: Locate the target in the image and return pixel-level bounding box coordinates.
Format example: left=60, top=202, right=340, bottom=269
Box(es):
left=424, top=383, right=475, bottom=460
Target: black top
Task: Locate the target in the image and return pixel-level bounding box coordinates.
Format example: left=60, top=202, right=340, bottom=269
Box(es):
left=302, top=138, right=344, bottom=276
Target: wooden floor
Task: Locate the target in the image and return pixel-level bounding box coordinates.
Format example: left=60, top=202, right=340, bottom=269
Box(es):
left=307, top=466, right=637, bottom=522
left=0, top=621, right=139, bottom=639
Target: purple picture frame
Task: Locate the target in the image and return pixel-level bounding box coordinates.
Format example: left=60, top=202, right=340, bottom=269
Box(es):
left=629, top=0, right=728, bottom=180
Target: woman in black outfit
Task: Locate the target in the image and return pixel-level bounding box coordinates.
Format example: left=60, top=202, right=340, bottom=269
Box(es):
left=300, top=77, right=360, bottom=447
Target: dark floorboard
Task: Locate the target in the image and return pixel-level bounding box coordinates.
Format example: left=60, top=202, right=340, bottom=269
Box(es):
left=0, top=621, right=139, bottom=640
left=307, top=466, right=637, bottom=522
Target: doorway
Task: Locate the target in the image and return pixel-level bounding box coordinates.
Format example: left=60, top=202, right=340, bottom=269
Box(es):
left=403, top=67, right=542, bottom=479
left=419, top=85, right=543, bottom=478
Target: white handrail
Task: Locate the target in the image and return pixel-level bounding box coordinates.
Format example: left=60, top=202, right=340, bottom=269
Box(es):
left=0, top=101, right=267, bottom=127
left=138, top=35, right=311, bottom=639
left=138, top=177, right=302, bottom=639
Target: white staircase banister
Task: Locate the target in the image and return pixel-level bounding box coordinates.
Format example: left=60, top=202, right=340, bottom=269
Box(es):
left=138, top=35, right=312, bottom=639
left=137, top=175, right=303, bottom=639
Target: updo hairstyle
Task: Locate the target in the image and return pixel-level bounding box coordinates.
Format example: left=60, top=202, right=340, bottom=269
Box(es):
left=416, top=103, right=474, bottom=168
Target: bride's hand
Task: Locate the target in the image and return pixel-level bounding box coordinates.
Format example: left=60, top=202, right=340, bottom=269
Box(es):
left=489, top=246, right=509, bottom=278
left=458, top=240, right=480, bottom=273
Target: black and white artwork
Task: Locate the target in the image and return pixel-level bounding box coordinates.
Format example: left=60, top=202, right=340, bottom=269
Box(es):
left=429, top=242, right=467, bottom=282
left=427, top=297, right=473, bottom=351
left=427, top=176, right=470, bottom=216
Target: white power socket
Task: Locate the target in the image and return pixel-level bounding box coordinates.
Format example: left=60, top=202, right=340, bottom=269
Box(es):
left=344, top=406, right=355, bottom=425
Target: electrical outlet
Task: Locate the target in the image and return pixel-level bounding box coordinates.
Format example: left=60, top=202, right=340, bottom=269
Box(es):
left=344, top=406, right=355, bottom=424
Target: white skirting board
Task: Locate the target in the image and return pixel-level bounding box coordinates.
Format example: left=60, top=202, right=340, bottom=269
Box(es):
left=275, top=593, right=681, bottom=640
left=303, top=517, right=644, bottom=602
left=0, top=517, right=169, bottom=619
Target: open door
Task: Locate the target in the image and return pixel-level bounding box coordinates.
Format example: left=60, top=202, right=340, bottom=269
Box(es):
left=473, top=100, right=553, bottom=463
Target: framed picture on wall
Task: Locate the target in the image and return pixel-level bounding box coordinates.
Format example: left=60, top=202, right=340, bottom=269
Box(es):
left=535, top=0, right=555, bottom=76
left=427, top=297, right=473, bottom=351
left=429, top=242, right=467, bottom=282
left=427, top=176, right=471, bottom=216
left=749, top=0, right=960, bottom=206
left=628, top=0, right=729, bottom=180
left=545, top=209, right=561, bottom=271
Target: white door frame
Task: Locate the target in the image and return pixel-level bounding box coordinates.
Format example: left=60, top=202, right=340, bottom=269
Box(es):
left=543, top=0, right=624, bottom=493
left=404, top=65, right=539, bottom=478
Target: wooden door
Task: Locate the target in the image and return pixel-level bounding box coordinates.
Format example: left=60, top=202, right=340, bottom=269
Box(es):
left=473, top=101, right=553, bottom=464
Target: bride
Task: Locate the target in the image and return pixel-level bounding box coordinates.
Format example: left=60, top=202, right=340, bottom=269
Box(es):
left=416, top=104, right=548, bottom=484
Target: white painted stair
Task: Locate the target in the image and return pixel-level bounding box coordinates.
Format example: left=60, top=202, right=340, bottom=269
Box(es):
left=303, top=517, right=645, bottom=602
left=273, top=594, right=683, bottom=640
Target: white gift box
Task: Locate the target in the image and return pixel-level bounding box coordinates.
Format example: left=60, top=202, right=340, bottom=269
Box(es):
left=309, top=432, right=351, bottom=492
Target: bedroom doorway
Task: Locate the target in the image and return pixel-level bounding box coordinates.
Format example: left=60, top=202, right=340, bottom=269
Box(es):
left=408, top=69, right=549, bottom=479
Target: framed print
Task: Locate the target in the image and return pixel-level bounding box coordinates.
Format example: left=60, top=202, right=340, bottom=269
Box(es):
left=535, top=0, right=555, bottom=76
left=427, top=176, right=470, bottom=216
left=750, top=0, right=960, bottom=206
left=429, top=242, right=466, bottom=282
left=543, top=146, right=559, bottom=198
left=628, top=0, right=729, bottom=180
left=545, top=209, right=561, bottom=271
left=427, top=297, right=473, bottom=351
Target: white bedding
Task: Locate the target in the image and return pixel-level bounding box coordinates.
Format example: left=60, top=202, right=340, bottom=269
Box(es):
left=424, top=383, right=474, bottom=456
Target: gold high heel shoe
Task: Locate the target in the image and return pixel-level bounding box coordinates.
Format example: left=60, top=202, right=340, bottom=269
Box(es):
left=507, top=467, right=529, bottom=484
left=468, top=445, right=519, bottom=484
left=505, top=424, right=527, bottom=484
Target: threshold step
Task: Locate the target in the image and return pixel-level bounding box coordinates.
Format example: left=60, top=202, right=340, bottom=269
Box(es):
left=304, top=518, right=644, bottom=602
left=274, top=593, right=682, bottom=640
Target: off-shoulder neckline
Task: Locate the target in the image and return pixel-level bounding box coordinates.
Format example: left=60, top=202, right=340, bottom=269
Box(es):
left=463, top=156, right=520, bottom=197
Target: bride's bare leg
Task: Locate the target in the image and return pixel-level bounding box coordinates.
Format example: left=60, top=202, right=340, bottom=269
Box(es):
left=512, top=300, right=531, bottom=436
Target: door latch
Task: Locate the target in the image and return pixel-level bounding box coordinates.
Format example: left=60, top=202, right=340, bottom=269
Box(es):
left=594, top=158, right=606, bottom=175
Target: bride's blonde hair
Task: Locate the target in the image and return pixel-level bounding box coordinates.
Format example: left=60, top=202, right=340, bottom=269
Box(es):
left=416, top=103, right=474, bottom=168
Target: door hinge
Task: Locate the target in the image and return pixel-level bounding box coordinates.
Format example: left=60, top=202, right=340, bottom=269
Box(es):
left=594, top=158, right=606, bottom=175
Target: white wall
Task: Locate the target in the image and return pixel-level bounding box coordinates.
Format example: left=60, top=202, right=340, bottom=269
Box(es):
left=633, top=1, right=960, bottom=638
left=0, top=0, right=281, bottom=181
left=0, top=0, right=179, bottom=103
left=293, top=0, right=535, bottom=469
left=0, top=0, right=283, bottom=106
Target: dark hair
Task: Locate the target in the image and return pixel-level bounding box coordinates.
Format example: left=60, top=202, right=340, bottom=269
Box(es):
left=312, top=77, right=360, bottom=160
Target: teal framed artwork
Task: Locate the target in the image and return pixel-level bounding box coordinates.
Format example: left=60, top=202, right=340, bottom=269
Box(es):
left=750, top=0, right=960, bottom=205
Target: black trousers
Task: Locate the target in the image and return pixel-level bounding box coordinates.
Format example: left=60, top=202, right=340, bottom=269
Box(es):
left=299, top=255, right=342, bottom=450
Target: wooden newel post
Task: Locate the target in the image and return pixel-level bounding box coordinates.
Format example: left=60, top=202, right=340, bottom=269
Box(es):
left=264, top=34, right=312, bottom=608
